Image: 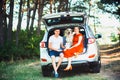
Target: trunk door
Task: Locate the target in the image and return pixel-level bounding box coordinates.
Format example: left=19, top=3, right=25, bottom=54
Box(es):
left=42, top=12, right=87, bottom=30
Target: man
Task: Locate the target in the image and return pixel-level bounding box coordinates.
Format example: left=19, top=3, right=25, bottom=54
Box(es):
left=48, top=28, right=64, bottom=78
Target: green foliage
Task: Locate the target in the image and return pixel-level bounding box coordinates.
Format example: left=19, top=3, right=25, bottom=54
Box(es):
left=100, top=0, right=120, bottom=18
left=71, top=0, right=88, bottom=12
left=110, top=33, right=119, bottom=42
left=0, top=30, right=44, bottom=61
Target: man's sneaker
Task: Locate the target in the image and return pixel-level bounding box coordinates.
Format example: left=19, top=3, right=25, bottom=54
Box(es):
left=54, top=73, right=59, bottom=78
left=52, top=71, right=59, bottom=78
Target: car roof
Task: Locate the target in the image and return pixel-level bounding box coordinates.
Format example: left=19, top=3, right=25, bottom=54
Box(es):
left=42, top=12, right=87, bottom=19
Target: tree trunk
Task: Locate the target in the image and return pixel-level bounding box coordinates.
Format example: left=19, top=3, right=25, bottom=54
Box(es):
left=26, top=0, right=31, bottom=31
left=68, top=0, right=72, bottom=11
left=37, top=0, right=44, bottom=35
left=0, top=0, right=7, bottom=47
left=65, top=0, right=68, bottom=11
left=29, top=0, right=38, bottom=34
left=16, top=0, right=23, bottom=46
left=8, top=0, right=14, bottom=43
left=0, top=0, right=4, bottom=47
left=50, top=0, right=53, bottom=13
left=58, top=0, right=69, bottom=12
left=53, top=0, right=57, bottom=13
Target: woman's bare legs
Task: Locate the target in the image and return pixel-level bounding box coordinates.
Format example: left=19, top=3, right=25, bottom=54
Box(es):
left=64, top=57, right=72, bottom=71
left=67, top=57, right=72, bottom=67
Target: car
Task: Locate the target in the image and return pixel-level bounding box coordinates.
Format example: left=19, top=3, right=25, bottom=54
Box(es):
left=40, top=12, right=102, bottom=76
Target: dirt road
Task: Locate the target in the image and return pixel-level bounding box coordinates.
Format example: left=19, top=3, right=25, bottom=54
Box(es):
left=100, top=45, right=120, bottom=80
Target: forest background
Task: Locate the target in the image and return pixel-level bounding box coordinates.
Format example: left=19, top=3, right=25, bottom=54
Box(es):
left=0, top=0, right=120, bottom=62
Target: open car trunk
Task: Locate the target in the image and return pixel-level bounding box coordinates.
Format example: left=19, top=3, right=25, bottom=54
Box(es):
left=46, top=26, right=88, bottom=56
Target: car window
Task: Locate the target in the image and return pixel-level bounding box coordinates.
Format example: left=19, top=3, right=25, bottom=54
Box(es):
left=44, top=16, right=84, bottom=26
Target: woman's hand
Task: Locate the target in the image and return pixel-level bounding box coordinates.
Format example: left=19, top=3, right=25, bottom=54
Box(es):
left=64, top=48, right=67, bottom=51
left=64, top=47, right=71, bottom=51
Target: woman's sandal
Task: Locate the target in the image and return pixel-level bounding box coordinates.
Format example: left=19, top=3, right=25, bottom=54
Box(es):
left=64, top=65, right=72, bottom=71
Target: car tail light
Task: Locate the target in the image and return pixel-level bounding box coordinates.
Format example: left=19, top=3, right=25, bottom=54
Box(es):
left=40, top=42, right=46, bottom=48
left=88, top=54, right=96, bottom=58
left=41, top=58, right=47, bottom=62
left=88, top=38, right=95, bottom=44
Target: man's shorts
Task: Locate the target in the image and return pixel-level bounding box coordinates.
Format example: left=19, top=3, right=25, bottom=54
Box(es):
left=49, top=50, right=63, bottom=57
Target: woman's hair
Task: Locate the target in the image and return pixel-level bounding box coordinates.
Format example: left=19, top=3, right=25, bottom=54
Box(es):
left=74, top=26, right=80, bottom=30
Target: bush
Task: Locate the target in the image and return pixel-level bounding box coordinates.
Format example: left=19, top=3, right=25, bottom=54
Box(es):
left=110, top=33, right=119, bottom=42
left=0, top=30, right=45, bottom=61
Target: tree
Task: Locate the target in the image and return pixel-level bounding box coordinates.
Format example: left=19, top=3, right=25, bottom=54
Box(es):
left=50, top=0, right=53, bottom=13
left=0, top=0, right=7, bottom=47
left=37, top=0, right=44, bottom=35
left=8, top=0, right=14, bottom=43
left=0, top=0, right=4, bottom=47
left=98, top=0, right=120, bottom=19
left=29, top=0, right=38, bottom=34
left=58, top=0, right=69, bottom=12
left=26, top=0, right=31, bottom=31
left=72, top=0, right=87, bottom=12
left=0, top=0, right=46, bottom=61
left=16, top=0, right=23, bottom=46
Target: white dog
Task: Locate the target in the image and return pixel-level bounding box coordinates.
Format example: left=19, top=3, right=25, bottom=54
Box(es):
left=64, top=28, right=74, bottom=49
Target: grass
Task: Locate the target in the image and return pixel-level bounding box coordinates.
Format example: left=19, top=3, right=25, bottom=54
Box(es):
left=0, top=59, right=107, bottom=80
left=0, top=59, right=41, bottom=80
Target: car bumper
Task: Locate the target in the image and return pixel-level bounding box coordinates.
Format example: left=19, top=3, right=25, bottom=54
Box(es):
left=41, top=60, right=99, bottom=71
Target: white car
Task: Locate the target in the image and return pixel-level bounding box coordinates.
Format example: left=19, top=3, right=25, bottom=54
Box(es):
left=40, top=12, right=101, bottom=76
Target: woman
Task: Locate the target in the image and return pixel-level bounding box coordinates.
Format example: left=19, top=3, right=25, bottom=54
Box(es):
left=63, top=26, right=84, bottom=71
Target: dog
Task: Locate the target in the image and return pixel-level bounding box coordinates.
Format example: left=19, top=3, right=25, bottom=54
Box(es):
left=64, top=28, right=74, bottom=49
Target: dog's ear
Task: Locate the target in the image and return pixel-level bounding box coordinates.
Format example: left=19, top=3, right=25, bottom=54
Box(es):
left=64, top=30, right=67, bottom=37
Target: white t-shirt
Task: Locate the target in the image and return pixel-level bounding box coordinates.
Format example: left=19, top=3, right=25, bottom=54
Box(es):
left=49, top=35, right=63, bottom=50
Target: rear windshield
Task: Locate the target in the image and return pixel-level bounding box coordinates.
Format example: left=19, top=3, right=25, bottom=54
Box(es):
left=44, top=16, right=84, bottom=26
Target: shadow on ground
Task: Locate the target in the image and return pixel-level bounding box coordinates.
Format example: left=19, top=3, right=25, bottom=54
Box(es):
left=58, top=67, right=90, bottom=78
left=100, top=44, right=120, bottom=54
left=100, top=44, right=120, bottom=80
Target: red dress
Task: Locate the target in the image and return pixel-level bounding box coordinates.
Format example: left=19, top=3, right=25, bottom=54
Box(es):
left=64, top=33, right=84, bottom=58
